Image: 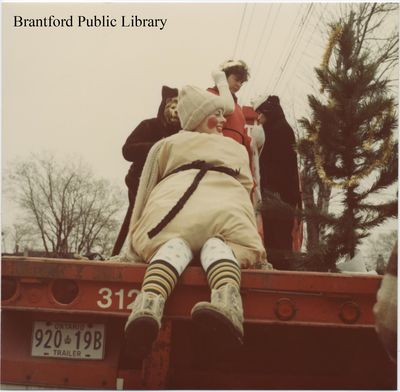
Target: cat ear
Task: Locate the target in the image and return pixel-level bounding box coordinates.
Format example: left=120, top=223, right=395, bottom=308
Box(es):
left=268, top=95, right=280, bottom=105
left=162, top=86, right=178, bottom=100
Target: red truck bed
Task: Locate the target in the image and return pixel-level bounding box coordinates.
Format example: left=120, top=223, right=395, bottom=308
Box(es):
left=1, top=256, right=396, bottom=389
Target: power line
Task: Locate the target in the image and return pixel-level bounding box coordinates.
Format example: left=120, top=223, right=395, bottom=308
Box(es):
left=281, top=3, right=329, bottom=94
left=262, top=3, right=308, bottom=94
left=279, top=4, right=330, bottom=129
left=240, top=3, right=272, bottom=102
left=272, top=3, right=314, bottom=92
left=248, top=4, right=272, bottom=70
left=239, top=3, right=257, bottom=58
left=233, top=3, right=248, bottom=58
left=240, top=3, right=282, bottom=103
left=271, top=3, right=315, bottom=93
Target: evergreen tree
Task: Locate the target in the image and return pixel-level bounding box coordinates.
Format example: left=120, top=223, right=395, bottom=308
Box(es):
left=298, top=11, right=398, bottom=270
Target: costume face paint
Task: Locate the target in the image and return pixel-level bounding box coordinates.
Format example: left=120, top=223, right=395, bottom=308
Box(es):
left=207, top=117, right=218, bottom=130
left=196, top=109, right=225, bottom=135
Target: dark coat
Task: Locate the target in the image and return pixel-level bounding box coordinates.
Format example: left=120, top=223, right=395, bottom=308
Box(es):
left=255, top=96, right=302, bottom=262
left=112, top=86, right=180, bottom=256
left=259, top=105, right=301, bottom=207
left=123, top=86, right=181, bottom=204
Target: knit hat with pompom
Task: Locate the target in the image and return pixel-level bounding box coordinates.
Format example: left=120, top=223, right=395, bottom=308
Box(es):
left=177, top=85, right=224, bottom=131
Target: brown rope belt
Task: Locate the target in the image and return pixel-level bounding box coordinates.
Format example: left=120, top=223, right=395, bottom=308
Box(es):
left=147, top=160, right=240, bottom=239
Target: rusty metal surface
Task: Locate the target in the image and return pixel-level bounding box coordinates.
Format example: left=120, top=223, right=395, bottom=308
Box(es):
left=2, top=256, right=381, bottom=291
left=2, top=256, right=381, bottom=327
left=0, top=257, right=392, bottom=390
left=141, top=321, right=172, bottom=390
left=1, top=310, right=122, bottom=389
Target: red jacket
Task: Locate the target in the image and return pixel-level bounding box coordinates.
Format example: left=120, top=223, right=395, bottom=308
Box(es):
left=207, top=86, right=253, bottom=170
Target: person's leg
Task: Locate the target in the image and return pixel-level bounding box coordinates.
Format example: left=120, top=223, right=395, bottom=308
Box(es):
left=125, top=238, right=193, bottom=359
left=191, top=237, right=244, bottom=346
left=262, top=209, right=294, bottom=270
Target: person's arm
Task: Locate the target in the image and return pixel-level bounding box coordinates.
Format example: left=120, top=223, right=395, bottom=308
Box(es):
left=211, top=70, right=235, bottom=115
left=122, top=120, right=155, bottom=163
left=374, top=242, right=397, bottom=361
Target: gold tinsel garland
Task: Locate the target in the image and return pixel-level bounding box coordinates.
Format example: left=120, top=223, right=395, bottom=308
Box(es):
left=309, top=125, right=394, bottom=189
left=321, top=24, right=343, bottom=69
left=320, top=24, right=343, bottom=93
left=362, top=102, right=394, bottom=150
left=310, top=24, right=395, bottom=189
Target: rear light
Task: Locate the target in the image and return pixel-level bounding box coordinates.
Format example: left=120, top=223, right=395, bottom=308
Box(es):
left=339, top=301, right=361, bottom=324
left=274, top=297, right=297, bottom=321
left=50, top=279, right=79, bottom=305
left=1, top=277, right=18, bottom=301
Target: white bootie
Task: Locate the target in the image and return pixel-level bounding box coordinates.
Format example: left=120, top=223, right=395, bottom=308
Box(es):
left=191, top=283, right=244, bottom=345
left=124, top=291, right=165, bottom=360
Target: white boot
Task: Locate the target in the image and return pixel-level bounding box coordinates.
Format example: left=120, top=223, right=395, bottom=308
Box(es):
left=191, top=283, right=244, bottom=345
left=124, top=291, right=165, bottom=360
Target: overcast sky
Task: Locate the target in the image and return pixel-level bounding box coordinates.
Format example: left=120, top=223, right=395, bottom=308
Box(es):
left=3, top=2, right=323, bottom=179
left=2, top=1, right=398, bottom=256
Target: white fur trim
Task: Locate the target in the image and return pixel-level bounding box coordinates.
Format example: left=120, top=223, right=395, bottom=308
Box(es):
left=220, top=60, right=247, bottom=71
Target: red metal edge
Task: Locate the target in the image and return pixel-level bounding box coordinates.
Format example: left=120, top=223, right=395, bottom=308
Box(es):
left=1, top=256, right=382, bottom=295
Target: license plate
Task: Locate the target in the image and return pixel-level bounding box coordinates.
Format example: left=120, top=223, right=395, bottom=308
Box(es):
left=31, top=321, right=105, bottom=360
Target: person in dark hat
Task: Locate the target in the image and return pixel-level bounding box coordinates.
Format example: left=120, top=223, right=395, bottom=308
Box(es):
left=112, top=86, right=181, bottom=256
left=253, top=95, right=302, bottom=269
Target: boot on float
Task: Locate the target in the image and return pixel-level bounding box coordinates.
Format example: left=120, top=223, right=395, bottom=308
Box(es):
left=124, top=291, right=165, bottom=360
left=191, top=283, right=244, bottom=347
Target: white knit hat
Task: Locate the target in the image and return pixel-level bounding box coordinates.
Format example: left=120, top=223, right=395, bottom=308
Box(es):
left=177, top=85, right=224, bottom=131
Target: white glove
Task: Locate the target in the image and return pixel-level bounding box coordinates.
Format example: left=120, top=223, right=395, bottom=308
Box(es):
left=212, top=70, right=227, bottom=85
left=211, top=70, right=234, bottom=114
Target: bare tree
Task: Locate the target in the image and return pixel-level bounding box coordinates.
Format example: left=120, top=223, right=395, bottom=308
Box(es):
left=363, top=229, right=398, bottom=272
left=352, top=3, right=399, bottom=84
left=92, top=220, right=121, bottom=256
left=2, top=223, right=38, bottom=254
left=7, top=153, right=125, bottom=257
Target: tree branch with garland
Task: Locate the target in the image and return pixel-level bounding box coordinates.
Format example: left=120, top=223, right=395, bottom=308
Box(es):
left=297, top=8, right=398, bottom=270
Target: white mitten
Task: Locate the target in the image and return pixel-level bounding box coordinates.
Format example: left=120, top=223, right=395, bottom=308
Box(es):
left=212, top=70, right=227, bottom=85
left=211, top=70, right=234, bottom=114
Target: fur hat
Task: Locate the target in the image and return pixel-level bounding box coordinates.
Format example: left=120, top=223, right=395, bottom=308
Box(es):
left=177, top=85, right=224, bottom=131
left=220, top=59, right=250, bottom=81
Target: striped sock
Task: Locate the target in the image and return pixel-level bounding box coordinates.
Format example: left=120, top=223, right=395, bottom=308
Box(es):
left=141, top=260, right=180, bottom=299
left=206, top=259, right=241, bottom=290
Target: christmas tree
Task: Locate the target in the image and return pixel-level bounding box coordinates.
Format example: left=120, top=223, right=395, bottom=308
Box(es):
left=298, top=10, right=398, bottom=270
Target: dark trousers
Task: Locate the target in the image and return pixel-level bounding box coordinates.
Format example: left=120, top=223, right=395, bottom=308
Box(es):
left=111, top=189, right=136, bottom=256
left=262, top=210, right=294, bottom=270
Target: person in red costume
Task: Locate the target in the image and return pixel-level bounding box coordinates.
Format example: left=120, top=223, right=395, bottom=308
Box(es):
left=207, top=60, right=253, bottom=171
